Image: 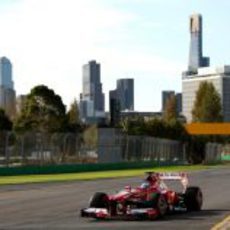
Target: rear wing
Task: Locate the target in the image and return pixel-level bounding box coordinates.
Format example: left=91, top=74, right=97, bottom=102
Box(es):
left=145, top=172, right=189, bottom=190
left=158, top=172, right=188, bottom=180
left=159, top=172, right=188, bottom=191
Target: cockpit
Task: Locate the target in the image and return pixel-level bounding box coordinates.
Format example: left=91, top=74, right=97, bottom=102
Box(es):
left=140, top=181, right=150, bottom=189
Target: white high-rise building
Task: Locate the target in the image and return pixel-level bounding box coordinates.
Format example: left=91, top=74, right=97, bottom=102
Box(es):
left=182, top=66, right=230, bottom=122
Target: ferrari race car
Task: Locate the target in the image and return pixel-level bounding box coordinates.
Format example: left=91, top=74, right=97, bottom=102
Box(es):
left=81, top=172, right=203, bottom=220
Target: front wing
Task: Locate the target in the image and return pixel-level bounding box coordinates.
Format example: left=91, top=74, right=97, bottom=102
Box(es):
left=81, top=207, right=159, bottom=219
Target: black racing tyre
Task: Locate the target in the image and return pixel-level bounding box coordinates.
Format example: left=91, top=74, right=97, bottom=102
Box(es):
left=89, top=192, right=109, bottom=208
left=184, top=186, right=203, bottom=211
left=155, top=194, right=168, bottom=217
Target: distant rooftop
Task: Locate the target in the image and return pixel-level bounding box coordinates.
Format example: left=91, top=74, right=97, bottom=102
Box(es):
left=198, top=66, right=230, bottom=75
left=183, top=65, right=230, bottom=80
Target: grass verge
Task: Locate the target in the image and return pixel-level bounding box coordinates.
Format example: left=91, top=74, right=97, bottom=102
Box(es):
left=0, top=164, right=226, bottom=185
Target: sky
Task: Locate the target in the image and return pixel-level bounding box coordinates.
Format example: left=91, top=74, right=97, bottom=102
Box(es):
left=0, top=0, right=230, bottom=112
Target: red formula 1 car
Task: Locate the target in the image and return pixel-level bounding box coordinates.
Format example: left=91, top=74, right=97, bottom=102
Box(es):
left=81, top=172, right=203, bottom=220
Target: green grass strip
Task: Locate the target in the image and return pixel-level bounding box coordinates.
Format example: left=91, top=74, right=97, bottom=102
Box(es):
left=0, top=164, right=226, bottom=185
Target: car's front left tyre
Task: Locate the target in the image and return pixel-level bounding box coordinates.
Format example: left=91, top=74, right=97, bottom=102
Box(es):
left=89, top=192, right=109, bottom=208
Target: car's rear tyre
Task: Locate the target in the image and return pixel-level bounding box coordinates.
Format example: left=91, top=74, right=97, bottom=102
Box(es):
left=184, top=186, right=203, bottom=211
left=89, top=192, right=109, bottom=208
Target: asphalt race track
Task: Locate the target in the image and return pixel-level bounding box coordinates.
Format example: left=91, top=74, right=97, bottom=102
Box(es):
left=0, top=167, right=230, bottom=230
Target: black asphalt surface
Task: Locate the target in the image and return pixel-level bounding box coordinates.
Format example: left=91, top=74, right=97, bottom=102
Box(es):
left=0, top=167, right=230, bottom=230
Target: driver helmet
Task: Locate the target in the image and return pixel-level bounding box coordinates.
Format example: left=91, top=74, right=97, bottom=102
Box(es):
left=146, top=174, right=158, bottom=186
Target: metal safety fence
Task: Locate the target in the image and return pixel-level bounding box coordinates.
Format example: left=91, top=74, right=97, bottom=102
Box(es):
left=0, top=128, right=187, bottom=166
left=205, top=142, right=230, bottom=163
left=0, top=131, right=96, bottom=166
left=97, top=129, right=186, bottom=164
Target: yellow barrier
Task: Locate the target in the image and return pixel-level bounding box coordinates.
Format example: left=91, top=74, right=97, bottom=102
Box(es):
left=185, top=123, right=230, bottom=135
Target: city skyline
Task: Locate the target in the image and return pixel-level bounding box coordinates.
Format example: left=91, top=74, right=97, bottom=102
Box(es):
left=0, top=0, right=230, bottom=111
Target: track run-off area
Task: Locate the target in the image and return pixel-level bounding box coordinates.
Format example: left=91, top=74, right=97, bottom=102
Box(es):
left=0, top=166, right=230, bottom=230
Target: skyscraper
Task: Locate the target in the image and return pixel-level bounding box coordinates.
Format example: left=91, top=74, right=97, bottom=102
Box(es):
left=162, top=90, right=175, bottom=112
left=116, top=78, right=134, bottom=111
left=109, top=90, right=120, bottom=126
left=0, top=57, right=13, bottom=89
left=16, top=95, right=27, bottom=115
left=162, top=91, right=182, bottom=116
left=79, top=60, right=105, bottom=123
left=187, top=14, right=210, bottom=74
left=82, top=60, right=104, bottom=112
left=0, top=57, right=16, bottom=118
left=175, top=93, right=182, bottom=115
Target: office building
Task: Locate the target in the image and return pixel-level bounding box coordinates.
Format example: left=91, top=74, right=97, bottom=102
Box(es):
left=162, top=91, right=182, bottom=116
left=109, top=78, right=134, bottom=125
left=79, top=99, right=94, bottom=122
left=16, top=95, right=27, bottom=115
left=183, top=66, right=230, bottom=122
left=162, top=91, right=175, bottom=112
left=116, top=78, right=134, bottom=111
left=80, top=60, right=105, bottom=123
left=109, top=90, right=120, bottom=126
left=175, top=93, right=182, bottom=115
left=0, top=57, right=13, bottom=89
left=183, top=14, right=210, bottom=76
left=82, top=60, right=104, bottom=112
left=0, top=57, right=16, bottom=118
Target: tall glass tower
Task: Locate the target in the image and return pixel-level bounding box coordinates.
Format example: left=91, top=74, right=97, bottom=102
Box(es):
left=188, top=14, right=210, bottom=73
left=80, top=60, right=105, bottom=123
left=0, top=56, right=16, bottom=118
left=116, top=78, right=134, bottom=111
left=82, top=60, right=104, bottom=112
left=0, top=57, right=13, bottom=89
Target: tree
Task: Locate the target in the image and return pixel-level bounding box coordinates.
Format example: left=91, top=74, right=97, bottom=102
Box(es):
left=144, top=118, right=166, bottom=138
left=14, top=85, right=67, bottom=132
left=143, top=118, right=188, bottom=141
left=66, top=99, right=81, bottom=132
left=120, top=116, right=145, bottom=135
left=0, top=108, right=12, bottom=131
left=83, top=125, right=98, bottom=148
left=163, top=94, right=177, bottom=122
left=192, top=81, right=223, bottom=122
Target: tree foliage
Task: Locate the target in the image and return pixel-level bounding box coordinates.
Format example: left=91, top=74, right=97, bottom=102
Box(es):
left=0, top=108, right=12, bottom=131
left=145, top=118, right=188, bottom=141
left=120, top=117, right=188, bottom=141
left=14, top=85, right=67, bottom=132
left=83, top=125, right=97, bottom=148
left=66, top=99, right=81, bottom=132
left=192, top=81, right=222, bottom=122
left=120, top=116, right=145, bottom=135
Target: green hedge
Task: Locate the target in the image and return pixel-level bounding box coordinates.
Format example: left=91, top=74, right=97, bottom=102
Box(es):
left=0, top=161, right=183, bottom=176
